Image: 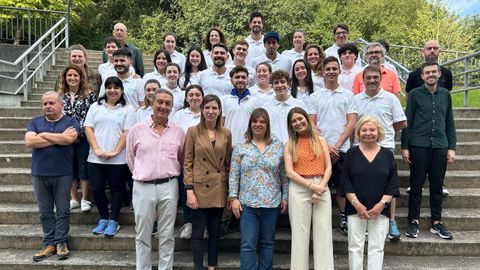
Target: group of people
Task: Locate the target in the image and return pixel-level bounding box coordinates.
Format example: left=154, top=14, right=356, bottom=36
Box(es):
left=25, top=10, right=456, bottom=270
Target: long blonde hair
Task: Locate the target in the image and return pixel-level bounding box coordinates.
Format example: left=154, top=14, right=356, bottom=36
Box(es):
left=286, top=107, right=322, bottom=162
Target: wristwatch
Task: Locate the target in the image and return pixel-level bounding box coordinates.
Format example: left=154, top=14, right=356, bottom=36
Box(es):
left=380, top=200, right=389, bottom=207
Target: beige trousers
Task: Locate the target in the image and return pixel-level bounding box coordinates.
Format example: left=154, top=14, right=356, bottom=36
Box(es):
left=288, top=176, right=334, bottom=270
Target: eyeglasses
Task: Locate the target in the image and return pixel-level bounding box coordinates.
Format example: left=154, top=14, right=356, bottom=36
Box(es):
left=366, top=50, right=383, bottom=55
left=335, top=31, right=348, bottom=37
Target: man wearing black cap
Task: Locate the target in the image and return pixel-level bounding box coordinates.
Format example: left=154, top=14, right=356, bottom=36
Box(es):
left=251, top=32, right=292, bottom=75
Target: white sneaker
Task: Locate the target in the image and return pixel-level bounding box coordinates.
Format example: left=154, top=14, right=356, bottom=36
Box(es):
left=81, top=199, right=91, bottom=212
left=70, top=200, right=80, bottom=210
left=442, top=187, right=450, bottom=196
left=180, top=223, right=192, bottom=239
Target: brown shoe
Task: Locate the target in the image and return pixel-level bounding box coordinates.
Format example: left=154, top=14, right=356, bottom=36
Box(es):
left=33, top=245, right=56, bottom=261
left=56, top=242, right=70, bottom=260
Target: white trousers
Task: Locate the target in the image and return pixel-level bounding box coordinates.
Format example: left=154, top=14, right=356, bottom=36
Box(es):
left=133, top=179, right=178, bottom=270
left=288, top=176, right=334, bottom=270
left=347, top=214, right=389, bottom=270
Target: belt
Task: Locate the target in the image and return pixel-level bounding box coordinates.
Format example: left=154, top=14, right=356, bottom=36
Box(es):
left=139, top=177, right=177, bottom=185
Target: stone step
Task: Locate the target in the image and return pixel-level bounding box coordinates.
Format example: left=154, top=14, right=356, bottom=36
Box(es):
left=0, top=167, right=479, bottom=189
left=0, top=224, right=478, bottom=256
left=3, top=152, right=480, bottom=171
left=2, top=178, right=479, bottom=207
left=0, top=108, right=41, bottom=118
left=455, top=118, right=480, bottom=129
left=0, top=117, right=31, bottom=128
left=0, top=250, right=478, bottom=270
left=0, top=128, right=26, bottom=141
left=395, top=155, right=480, bottom=171
left=20, top=101, right=41, bottom=107
left=394, top=141, right=480, bottom=155
left=398, top=170, right=480, bottom=188
left=1, top=203, right=478, bottom=232
left=0, top=141, right=30, bottom=154
left=453, top=108, right=480, bottom=118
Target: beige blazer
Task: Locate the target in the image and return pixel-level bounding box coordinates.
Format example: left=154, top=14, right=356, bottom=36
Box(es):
left=183, top=125, right=232, bottom=208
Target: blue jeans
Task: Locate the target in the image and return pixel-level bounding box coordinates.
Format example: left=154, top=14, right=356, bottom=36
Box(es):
left=240, top=205, right=280, bottom=270
left=32, top=175, right=72, bottom=246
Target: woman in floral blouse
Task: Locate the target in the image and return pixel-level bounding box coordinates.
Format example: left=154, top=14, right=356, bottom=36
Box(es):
left=57, top=64, right=97, bottom=212
left=229, top=108, right=288, bottom=270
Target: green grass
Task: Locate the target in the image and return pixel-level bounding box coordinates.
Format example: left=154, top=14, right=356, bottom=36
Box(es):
left=451, top=90, right=480, bottom=108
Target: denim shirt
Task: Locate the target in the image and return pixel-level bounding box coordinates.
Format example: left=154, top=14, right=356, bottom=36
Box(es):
left=228, top=138, right=288, bottom=208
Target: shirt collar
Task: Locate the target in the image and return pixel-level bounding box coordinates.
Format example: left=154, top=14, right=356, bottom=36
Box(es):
left=148, top=116, right=171, bottom=129
left=230, top=88, right=251, bottom=101
left=359, top=88, right=385, bottom=100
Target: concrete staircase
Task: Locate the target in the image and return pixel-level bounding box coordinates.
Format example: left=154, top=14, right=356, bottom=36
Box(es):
left=0, top=50, right=479, bottom=269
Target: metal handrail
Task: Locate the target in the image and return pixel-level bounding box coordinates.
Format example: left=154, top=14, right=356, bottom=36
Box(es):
left=0, top=16, right=69, bottom=100
left=442, top=51, right=480, bottom=66
left=0, top=6, right=67, bottom=15
left=441, top=50, right=480, bottom=107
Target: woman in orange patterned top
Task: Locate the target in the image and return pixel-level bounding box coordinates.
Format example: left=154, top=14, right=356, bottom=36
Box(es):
left=284, top=107, right=334, bottom=270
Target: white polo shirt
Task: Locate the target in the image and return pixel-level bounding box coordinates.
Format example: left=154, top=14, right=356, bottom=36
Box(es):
left=293, top=85, right=320, bottom=105
left=309, top=86, right=358, bottom=153
left=179, top=72, right=201, bottom=88
left=163, top=84, right=185, bottom=122
left=249, top=84, right=275, bottom=102
left=251, top=53, right=292, bottom=75
left=84, top=102, right=135, bottom=165
left=98, top=62, right=135, bottom=82
left=312, top=72, right=325, bottom=89
left=99, top=75, right=145, bottom=111
left=203, top=49, right=232, bottom=69
left=221, top=92, right=261, bottom=145
left=325, top=43, right=363, bottom=68
left=245, top=34, right=266, bottom=67
left=355, top=89, right=406, bottom=149
left=173, top=107, right=201, bottom=133
left=281, top=48, right=305, bottom=62
left=135, top=106, right=152, bottom=124
left=262, top=95, right=311, bottom=143
left=170, top=50, right=186, bottom=73
left=339, top=64, right=362, bottom=92
left=143, top=70, right=168, bottom=87
left=198, top=67, right=233, bottom=97
left=226, top=62, right=256, bottom=87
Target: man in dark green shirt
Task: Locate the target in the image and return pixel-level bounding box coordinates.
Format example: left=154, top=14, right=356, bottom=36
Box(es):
left=401, top=61, right=456, bottom=240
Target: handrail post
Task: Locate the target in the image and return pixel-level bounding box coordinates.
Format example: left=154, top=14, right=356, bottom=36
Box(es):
left=463, top=58, right=468, bottom=107
left=51, top=30, right=56, bottom=66
left=37, top=42, right=43, bottom=81
left=65, top=1, right=70, bottom=48
left=22, top=58, right=28, bottom=101
left=27, top=10, right=31, bottom=46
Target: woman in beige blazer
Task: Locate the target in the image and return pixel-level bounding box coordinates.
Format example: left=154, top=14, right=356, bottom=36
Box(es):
left=184, top=94, right=233, bottom=270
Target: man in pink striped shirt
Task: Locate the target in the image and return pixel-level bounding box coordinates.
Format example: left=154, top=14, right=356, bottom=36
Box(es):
left=126, top=89, right=186, bottom=270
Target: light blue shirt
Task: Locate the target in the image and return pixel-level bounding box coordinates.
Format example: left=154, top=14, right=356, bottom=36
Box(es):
left=229, top=139, right=288, bottom=208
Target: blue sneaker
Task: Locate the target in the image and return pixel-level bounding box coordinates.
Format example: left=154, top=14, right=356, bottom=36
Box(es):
left=388, top=220, right=401, bottom=240
left=104, top=220, right=120, bottom=237
left=92, top=219, right=108, bottom=235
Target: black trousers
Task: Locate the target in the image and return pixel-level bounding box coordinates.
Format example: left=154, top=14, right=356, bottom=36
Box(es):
left=407, top=146, right=448, bottom=222
left=88, top=163, right=127, bottom=221
left=191, top=207, right=223, bottom=269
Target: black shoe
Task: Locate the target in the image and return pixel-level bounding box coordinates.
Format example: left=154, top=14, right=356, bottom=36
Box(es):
left=405, top=220, right=419, bottom=238
left=152, top=221, right=158, bottom=236
left=430, top=222, right=453, bottom=240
